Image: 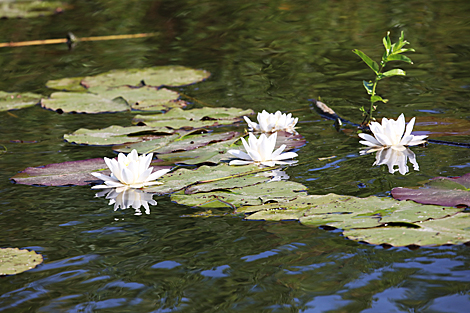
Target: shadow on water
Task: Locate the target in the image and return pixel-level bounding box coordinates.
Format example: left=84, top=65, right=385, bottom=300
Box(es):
left=1, top=0, right=470, bottom=312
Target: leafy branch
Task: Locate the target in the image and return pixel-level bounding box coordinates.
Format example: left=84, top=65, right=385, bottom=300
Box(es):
left=353, top=31, right=415, bottom=126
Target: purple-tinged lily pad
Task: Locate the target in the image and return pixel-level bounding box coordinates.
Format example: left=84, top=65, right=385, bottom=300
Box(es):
left=391, top=173, right=470, bottom=207
left=11, top=158, right=171, bottom=187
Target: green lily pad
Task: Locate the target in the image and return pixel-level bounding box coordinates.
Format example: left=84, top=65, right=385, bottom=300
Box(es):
left=11, top=157, right=171, bottom=186
left=156, top=138, right=240, bottom=165
left=47, top=66, right=210, bottom=90
left=0, top=248, right=43, bottom=275
left=145, top=163, right=267, bottom=195
left=41, top=92, right=130, bottom=113
left=344, top=212, right=470, bottom=246
left=171, top=181, right=308, bottom=208
left=133, top=107, right=254, bottom=128
left=238, top=193, right=464, bottom=246
left=46, top=77, right=86, bottom=92
left=64, top=125, right=175, bottom=146
left=88, top=86, right=184, bottom=111
left=0, top=1, right=64, bottom=19
left=0, top=91, right=42, bottom=111
left=391, top=173, right=470, bottom=207
left=114, top=131, right=238, bottom=155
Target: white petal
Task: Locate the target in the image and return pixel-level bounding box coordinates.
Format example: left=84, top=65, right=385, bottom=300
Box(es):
left=273, top=151, right=298, bottom=161
left=358, top=133, right=382, bottom=147
left=121, top=167, right=135, bottom=185
left=147, top=168, right=171, bottom=181
left=229, top=160, right=254, bottom=165
left=271, top=144, right=286, bottom=158
left=228, top=149, right=252, bottom=161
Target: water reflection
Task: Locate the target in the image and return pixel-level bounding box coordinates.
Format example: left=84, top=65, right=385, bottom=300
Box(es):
left=360, top=146, right=419, bottom=175
left=256, top=169, right=290, bottom=182
left=94, top=187, right=157, bottom=215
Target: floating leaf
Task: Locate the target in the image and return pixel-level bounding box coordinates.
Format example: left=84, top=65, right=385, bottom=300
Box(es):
left=46, top=66, right=210, bottom=91
left=0, top=1, right=64, bottom=19
left=88, top=86, right=184, bottom=111
left=391, top=173, right=470, bottom=207
left=11, top=158, right=171, bottom=186
left=344, top=213, right=470, bottom=246
left=41, top=92, right=130, bottom=113
left=0, top=248, right=43, bottom=275
left=0, top=91, right=42, bottom=111
left=65, top=125, right=175, bottom=146
left=145, top=163, right=267, bottom=195
left=133, top=107, right=254, bottom=129
left=171, top=181, right=308, bottom=208
left=237, top=193, right=463, bottom=246
left=114, top=131, right=238, bottom=155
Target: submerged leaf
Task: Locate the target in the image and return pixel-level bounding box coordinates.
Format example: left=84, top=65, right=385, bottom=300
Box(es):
left=0, top=1, right=64, bottom=18
left=0, top=248, right=43, bottom=275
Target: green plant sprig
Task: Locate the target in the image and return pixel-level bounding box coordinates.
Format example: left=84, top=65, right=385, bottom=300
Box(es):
left=353, top=31, right=415, bottom=126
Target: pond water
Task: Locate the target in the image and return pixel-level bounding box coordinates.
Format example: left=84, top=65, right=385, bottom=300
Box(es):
left=1, top=0, right=470, bottom=312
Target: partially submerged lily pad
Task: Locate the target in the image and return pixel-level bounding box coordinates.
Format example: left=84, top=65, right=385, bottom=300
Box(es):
left=46, top=66, right=210, bottom=91
left=0, top=91, right=42, bottom=111
left=391, top=173, right=470, bottom=207
left=11, top=157, right=171, bottom=186
left=0, top=248, right=43, bottom=275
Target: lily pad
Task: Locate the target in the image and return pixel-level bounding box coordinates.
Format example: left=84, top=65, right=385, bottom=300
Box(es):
left=11, top=157, right=171, bottom=186
left=88, top=86, right=185, bottom=111
left=0, top=91, right=42, bottom=111
left=46, top=66, right=210, bottom=90
left=344, top=212, right=470, bottom=246
left=171, top=181, right=308, bottom=208
left=114, top=131, right=238, bottom=154
left=0, top=1, right=64, bottom=19
left=0, top=248, right=43, bottom=275
left=145, top=163, right=269, bottom=195
left=391, top=173, right=470, bottom=207
left=41, top=92, right=130, bottom=113
left=64, top=125, right=175, bottom=146
left=133, top=107, right=254, bottom=128
left=237, top=194, right=464, bottom=246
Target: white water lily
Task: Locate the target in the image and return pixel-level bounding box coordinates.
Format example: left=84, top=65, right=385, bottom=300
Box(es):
left=228, top=132, right=298, bottom=167
left=95, top=187, right=157, bottom=215
left=371, top=146, right=419, bottom=175
left=243, top=110, right=298, bottom=134
left=358, top=113, right=427, bottom=150
left=91, top=149, right=170, bottom=189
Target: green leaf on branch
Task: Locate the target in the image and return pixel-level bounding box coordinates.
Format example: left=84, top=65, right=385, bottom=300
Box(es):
left=380, top=69, right=406, bottom=79
left=385, top=54, right=413, bottom=64
left=382, top=31, right=391, bottom=52
left=363, top=81, right=374, bottom=95
left=371, top=95, right=388, bottom=104
left=352, top=49, right=379, bottom=74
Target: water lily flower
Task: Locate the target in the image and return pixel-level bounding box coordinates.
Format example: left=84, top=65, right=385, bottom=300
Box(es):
left=372, top=146, right=419, bottom=175
left=358, top=113, right=427, bottom=150
left=95, top=187, right=157, bottom=215
left=228, top=132, right=298, bottom=167
left=243, top=110, right=298, bottom=134
left=91, top=149, right=170, bottom=189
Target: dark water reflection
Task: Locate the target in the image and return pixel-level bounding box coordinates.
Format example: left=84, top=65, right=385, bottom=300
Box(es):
left=1, top=0, right=470, bottom=312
